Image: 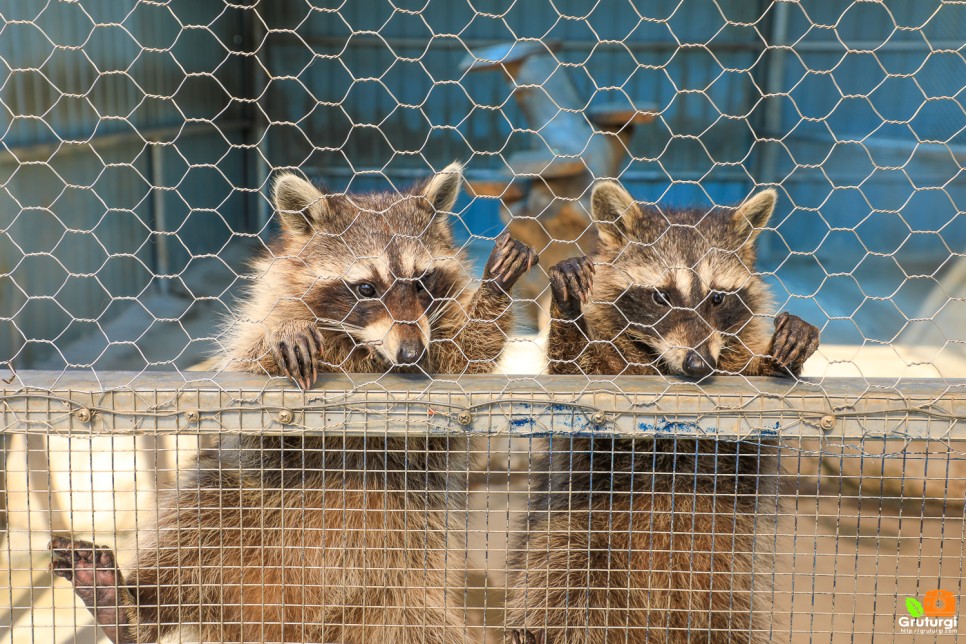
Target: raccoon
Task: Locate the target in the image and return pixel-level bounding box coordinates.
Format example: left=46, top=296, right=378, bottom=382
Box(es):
left=504, top=181, right=820, bottom=643
left=50, top=162, right=539, bottom=643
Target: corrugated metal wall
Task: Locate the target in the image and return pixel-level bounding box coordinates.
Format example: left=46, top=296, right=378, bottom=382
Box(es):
left=757, top=1, right=964, bottom=344
left=0, top=0, right=252, bottom=366
left=1, top=0, right=962, bottom=366
left=262, top=0, right=766, bottom=202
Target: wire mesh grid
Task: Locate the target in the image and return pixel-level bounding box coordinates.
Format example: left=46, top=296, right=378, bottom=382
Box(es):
left=1, top=0, right=964, bottom=642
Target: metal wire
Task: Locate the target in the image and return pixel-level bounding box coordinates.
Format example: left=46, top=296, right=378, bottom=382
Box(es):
left=0, top=1, right=964, bottom=642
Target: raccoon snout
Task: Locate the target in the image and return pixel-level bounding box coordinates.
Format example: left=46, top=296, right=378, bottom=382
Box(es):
left=396, top=340, right=425, bottom=365
left=683, top=349, right=715, bottom=378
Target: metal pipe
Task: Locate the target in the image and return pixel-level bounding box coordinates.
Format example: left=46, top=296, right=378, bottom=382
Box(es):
left=272, top=34, right=962, bottom=55
left=250, top=2, right=271, bottom=239
left=0, top=120, right=249, bottom=163
left=150, top=143, right=170, bottom=295
left=757, top=0, right=791, bottom=258
left=283, top=34, right=762, bottom=53
left=761, top=0, right=791, bottom=166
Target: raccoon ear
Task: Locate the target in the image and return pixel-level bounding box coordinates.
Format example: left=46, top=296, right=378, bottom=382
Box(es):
left=732, top=189, right=777, bottom=244
left=420, top=161, right=463, bottom=214
left=592, top=180, right=637, bottom=246
left=272, top=173, right=331, bottom=235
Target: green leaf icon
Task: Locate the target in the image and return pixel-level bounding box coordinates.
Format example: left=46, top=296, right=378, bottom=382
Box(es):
left=906, top=597, right=924, bottom=618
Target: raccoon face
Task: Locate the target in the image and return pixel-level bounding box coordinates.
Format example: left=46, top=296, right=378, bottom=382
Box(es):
left=591, top=181, right=776, bottom=378
left=270, top=163, right=467, bottom=368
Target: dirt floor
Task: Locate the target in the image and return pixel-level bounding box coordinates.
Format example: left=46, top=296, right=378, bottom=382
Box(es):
left=460, top=441, right=966, bottom=644
left=2, top=437, right=964, bottom=643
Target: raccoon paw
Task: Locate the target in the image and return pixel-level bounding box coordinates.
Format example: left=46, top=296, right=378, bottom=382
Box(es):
left=50, top=536, right=131, bottom=639
left=770, top=312, right=820, bottom=371
left=549, top=255, right=594, bottom=318
left=484, top=232, right=539, bottom=293
left=506, top=629, right=546, bottom=644
left=267, top=321, right=324, bottom=390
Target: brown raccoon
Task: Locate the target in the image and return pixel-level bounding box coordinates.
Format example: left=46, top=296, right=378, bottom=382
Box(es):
left=50, top=163, right=538, bottom=643
left=504, top=181, right=820, bottom=643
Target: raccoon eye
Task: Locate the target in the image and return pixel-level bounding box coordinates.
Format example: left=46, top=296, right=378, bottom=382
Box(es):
left=710, top=292, right=725, bottom=306
left=413, top=279, right=427, bottom=294
left=356, top=283, right=377, bottom=298
left=652, top=289, right=671, bottom=307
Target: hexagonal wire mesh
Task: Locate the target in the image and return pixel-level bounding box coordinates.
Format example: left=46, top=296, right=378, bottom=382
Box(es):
left=0, top=0, right=964, bottom=642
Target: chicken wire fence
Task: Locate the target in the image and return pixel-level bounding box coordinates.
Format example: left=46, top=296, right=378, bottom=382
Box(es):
left=1, top=0, right=964, bottom=642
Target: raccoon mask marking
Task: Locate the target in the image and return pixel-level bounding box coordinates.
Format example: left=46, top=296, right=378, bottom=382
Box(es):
left=590, top=181, right=777, bottom=378
left=263, top=162, right=467, bottom=369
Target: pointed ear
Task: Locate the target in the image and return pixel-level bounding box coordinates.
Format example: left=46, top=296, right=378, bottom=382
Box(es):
left=421, top=161, right=463, bottom=213
left=591, top=180, right=638, bottom=247
left=272, top=173, right=330, bottom=235
left=732, top=189, right=776, bottom=244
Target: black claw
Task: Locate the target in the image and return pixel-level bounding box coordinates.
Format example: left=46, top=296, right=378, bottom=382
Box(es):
left=526, top=248, right=538, bottom=271
left=784, top=343, right=805, bottom=367
left=283, top=343, right=297, bottom=380
left=490, top=233, right=513, bottom=276
left=775, top=311, right=789, bottom=331
left=566, top=270, right=582, bottom=303
left=268, top=322, right=323, bottom=388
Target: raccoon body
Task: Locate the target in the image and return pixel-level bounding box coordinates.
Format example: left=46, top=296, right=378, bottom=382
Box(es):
left=51, top=163, right=538, bottom=643
left=504, top=182, right=820, bottom=643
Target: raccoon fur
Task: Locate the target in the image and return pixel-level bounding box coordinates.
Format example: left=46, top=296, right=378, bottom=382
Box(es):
left=504, top=181, right=820, bottom=643
left=51, top=162, right=538, bottom=643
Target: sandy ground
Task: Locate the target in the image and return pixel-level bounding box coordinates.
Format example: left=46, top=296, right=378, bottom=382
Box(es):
left=4, top=448, right=964, bottom=644
left=460, top=434, right=966, bottom=644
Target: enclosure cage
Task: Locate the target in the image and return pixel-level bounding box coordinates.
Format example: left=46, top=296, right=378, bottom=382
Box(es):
left=1, top=0, right=964, bottom=642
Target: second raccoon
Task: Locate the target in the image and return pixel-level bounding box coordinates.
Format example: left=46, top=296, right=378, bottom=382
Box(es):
left=51, top=163, right=538, bottom=643
left=505, top=181, right=820, bottom=643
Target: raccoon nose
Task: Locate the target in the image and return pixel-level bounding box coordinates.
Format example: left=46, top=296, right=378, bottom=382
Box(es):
left=683, top=350, right=714, bottom=378
left=396, top=341, right=425, bottom=365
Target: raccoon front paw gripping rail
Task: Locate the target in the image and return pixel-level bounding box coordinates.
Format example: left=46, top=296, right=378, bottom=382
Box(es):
left=483, top=231, right=540, bottom=295
left=545, top=255, right=627, bottom=376
left=266, top=320, right=324, bottom=390
left=548, top=255, right=595, bottom=319
left=770, top=311, right=821, bottom=374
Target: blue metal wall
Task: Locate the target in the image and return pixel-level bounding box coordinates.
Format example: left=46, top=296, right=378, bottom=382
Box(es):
left=0, top=0, right=252, bottom=365
left=262, top=0, right=963, bottom=244
left=758, top=1, right=964, bottom=343
left=263, top=0, right=766, bottom=203
left=1, top=0, right=962, bottom=365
